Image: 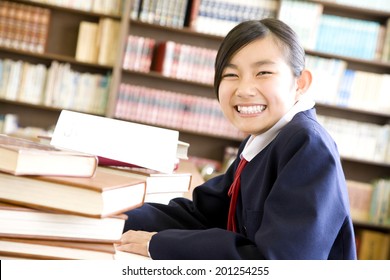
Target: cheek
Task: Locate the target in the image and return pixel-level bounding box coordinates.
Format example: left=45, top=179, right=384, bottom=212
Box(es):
left=217, top=83, right=231, bottom=103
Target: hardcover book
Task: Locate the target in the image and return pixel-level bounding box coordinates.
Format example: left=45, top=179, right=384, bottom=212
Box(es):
left=0, top=202, right=126, bottom=243
left=0, top=167, right=146, bottom=218
left=0, top=134, right=98, bottom=177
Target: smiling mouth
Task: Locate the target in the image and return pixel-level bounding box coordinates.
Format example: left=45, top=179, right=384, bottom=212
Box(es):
left=236, top=105, right=266, bottom=114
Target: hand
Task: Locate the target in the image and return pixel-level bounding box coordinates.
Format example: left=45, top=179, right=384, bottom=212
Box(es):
left=116, top=230, right=157, bottom=257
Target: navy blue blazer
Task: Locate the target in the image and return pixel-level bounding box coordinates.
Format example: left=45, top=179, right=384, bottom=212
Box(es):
left=123, top=108, right=357, bottom=259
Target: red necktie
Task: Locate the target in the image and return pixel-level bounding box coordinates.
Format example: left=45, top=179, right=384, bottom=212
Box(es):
left=227, top=157, right=248, bottom=232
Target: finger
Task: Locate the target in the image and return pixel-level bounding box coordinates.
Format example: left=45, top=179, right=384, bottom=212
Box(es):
left=116, top=243, right=148, bottom=257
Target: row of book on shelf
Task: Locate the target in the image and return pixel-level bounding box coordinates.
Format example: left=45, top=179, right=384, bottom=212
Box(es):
left=0, top=1, right=50, bottom=54
left=115, top=83, right=246, bottom=140
left=129, top=0, right=390, bottom=62
left=348, top=179, right=390, bottom=260
left=348, top=179, right=390, bottom=227
left=0, top=58, right=111, bottom=115
left=189, top=0, right=278, bottom=36
left=130, top=0, right=278, bottom=34
left=0, top=110, right=192, bottom=259
left=278, top=0, right=390, bottom=62
left=317, top=115, right=390, bottom=164
left=306, top=56, right=390, bottom=113
left=131, top=0, right=191, bottom=28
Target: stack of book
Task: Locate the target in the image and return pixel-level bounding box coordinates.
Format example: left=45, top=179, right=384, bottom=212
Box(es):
left=0, top=110, right=192, bottom=259
left=0, top=134, right=147, bottom=259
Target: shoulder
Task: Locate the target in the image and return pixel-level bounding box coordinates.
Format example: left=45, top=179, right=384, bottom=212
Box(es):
left=275, top=108, right=338, bottom=153
left=281, top=108, right=329, bottom=139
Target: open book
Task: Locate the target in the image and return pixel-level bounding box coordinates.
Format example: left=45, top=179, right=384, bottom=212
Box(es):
left=51, top=110, right=189, bottom=173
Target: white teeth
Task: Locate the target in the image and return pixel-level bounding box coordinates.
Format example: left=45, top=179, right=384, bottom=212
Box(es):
left=237, top=105, right=266, bottom=114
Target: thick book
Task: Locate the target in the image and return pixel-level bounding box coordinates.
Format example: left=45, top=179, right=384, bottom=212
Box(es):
left=0, top=202, right=126, bottom=243
left=0, top=134, right=98, bottom=177
left=97, top=18, right=121, bottom=66
left=75, top=21, right=99, bottom=63
left=50, top=110, right=189, bottom=173
left=0, top=167, right=146, bottom=218
left=0, top=237, right=116, bottom=260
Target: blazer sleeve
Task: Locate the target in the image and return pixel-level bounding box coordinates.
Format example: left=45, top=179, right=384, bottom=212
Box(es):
left=123, top=172, right=232, bottom=233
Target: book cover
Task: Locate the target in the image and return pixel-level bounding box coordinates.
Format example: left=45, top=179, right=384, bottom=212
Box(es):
left=0, top=167, right=146, bottom=218
left=0, top=202, right=126, bottom=243
left=0, top=134, right=98, bottom=177
left=50, top=110, right=187, bottom=173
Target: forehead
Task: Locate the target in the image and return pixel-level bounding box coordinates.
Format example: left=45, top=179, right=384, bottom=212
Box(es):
left=229, top=35, right=286, bottom=64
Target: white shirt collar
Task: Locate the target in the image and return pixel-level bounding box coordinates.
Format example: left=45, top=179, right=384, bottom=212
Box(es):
left=241, top=97, right=315, bottom=162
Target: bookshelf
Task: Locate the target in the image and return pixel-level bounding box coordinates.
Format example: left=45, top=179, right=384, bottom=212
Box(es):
left=0, top=0, right=389, bottom=258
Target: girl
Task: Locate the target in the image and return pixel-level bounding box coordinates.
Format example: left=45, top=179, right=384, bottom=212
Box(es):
left=116, top=18, right=357, bottom=260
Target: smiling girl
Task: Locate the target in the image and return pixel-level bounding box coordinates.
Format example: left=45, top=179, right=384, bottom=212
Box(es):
left=117, top=18, right=357, bottom=260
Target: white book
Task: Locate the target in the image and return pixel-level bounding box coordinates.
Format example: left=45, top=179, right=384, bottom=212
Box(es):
left=51, top=110, right=188, bottom=173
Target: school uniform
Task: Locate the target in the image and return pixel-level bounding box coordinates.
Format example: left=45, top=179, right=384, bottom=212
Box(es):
left=123, top=99, right=357, bottom=260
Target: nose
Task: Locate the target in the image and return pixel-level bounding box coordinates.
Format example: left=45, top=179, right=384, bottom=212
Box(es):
left=236, top=79, right=257, bottom=97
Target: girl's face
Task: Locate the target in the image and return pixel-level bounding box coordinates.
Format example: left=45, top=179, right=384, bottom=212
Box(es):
left=218, top=36, right=301, bottom=136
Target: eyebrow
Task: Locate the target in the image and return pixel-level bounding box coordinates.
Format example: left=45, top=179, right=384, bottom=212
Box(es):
left=225, top=59, right=277, bottom=69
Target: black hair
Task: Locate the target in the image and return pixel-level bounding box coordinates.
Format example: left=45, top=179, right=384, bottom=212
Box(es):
left=214, top=18, right=305, bottom=98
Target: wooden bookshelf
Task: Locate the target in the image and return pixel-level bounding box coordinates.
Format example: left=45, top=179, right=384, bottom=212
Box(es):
left=0, top=0, right=388, bottom=159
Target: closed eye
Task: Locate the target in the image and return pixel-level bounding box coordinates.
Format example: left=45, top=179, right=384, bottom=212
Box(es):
left=222, top=73, right=238, bottom=79
left=257, top=71, right=272, bottom=76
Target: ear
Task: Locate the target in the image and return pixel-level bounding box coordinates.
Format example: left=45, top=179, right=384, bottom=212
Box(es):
left=296, top=69, right=312, bottom=94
